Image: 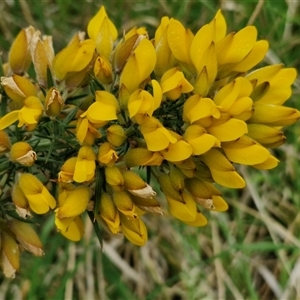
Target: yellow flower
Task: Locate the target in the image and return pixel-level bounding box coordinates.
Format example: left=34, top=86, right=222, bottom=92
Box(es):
left=184, top=124, right=219, bottom=155
left=76, top=117, right=101, bottom=145
left=73, top=146, right=96, bottom=183
left=200, top=149, right=245, bottom=188
left=55, top=186, right=90, bottom=219
left=18, top=173, right=56, bottom=214
left=10, top=141, right=37, bottom=166
left=159, top=173, right=197, bottom=222
left=128, top=80, right=162, bottom=120
left=160, top=67, right=194, bottom=100
left=0, top=96, right=43, bottom=131
left=97, top=142, right=119, bottom=166
left=87, top=6, right=118, bottom=59
left=139, top=116, right=177, bottom=151
left=119, top=38, right=156, bottom=94
left=55, top=216, right=84, bottom=242
left=113, top=26, right=148, bottom=73
left=183, top=94, right=220, bottom=124
left=53, top=32, right=96, bottom=81
left=58, top=157, right=77, bottom=183
left=81, top=90, right=120, bottom=125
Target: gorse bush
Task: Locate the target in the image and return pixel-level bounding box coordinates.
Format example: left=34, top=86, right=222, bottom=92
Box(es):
left=0, top=5, right=298, bottom=278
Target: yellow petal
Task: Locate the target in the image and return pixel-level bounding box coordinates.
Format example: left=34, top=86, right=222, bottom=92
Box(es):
left=120, top=39, right=156, bottom=94
left=200, top=149, right=245, bottom=188
left=120, top=214, right=148, bottom=246
left=217, top=26, right=257, bottom=65
left=0, top=111, right=19, bottom=130
left=184, top=125, right=219, bottom=155
left=222, top=136, right=270, bottom=165
left=209, top=10, right=227, bottom=43
left=56, top=216, right=84, bottom=241
left=208, top=118, right=248, bottom=142
left=250, top=103, right=300, bottom=126
left=166, top=190, right=197, bottom=222
left=230, top=40, right=269, bottom=72
left=183, top=95, right=220, bottom=123
left=252, top=155, right=279, bottom=170
left=160, top=140, right=192, bottom=162
left=167, top=19, right=193, bottom=66
left=183, top=211, right=208, bottom=227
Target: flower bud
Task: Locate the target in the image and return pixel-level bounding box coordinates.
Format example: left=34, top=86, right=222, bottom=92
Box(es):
left=169, top=167, right=185, bottom=192
left=104, top=166, right=124, bottom=191
left=9, top=220, right=44, bottom=256
left=98, top=192, right=120, bottom=234
left=1, top=231, right=20, bottom=278
left=106, top=124, right=126, bottom=147
left=45, top=87, right=64, bottom=117
left=10, top=142, right=37, bottom=166
left=113, top=191, right=137, bottom=219
left=12, top=182, right=30, bottom=218
left=124, top=148, right=164, bottom=168
left=131, top=194, right=163, bottom=215
left=94, top=56, right=113, bottom=84
left=73, top=146, right=96, bottom=183
left=0, top=130, right=11, bottom=153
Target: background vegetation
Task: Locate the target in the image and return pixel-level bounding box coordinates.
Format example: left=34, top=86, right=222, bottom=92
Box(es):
left=1, top=0, right=300, bottom=299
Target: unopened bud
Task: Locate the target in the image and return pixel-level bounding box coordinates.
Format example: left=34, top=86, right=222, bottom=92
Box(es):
left=113, top=191, right=137, bottom=219
left=10, top=141, right=37, bottom=166
left=98, top=192, right=121, bottom=234
left=45, top=87, right=64, bottom=117
left=9, top=220, right=44, bottom=256
left=169, top=167, right=185, bottom=192
left=1, top=231, right=20, bottom=278
left=107, top=124, right=126, bottom=147
left=94, top=56, right=113, bottom=84
left=0, top=130, right=11, bottom=153
left=105, top=166, right=124, bottom=191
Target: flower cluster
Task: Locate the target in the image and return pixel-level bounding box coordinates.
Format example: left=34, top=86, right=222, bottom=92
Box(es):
left=0, top=6, right=299, bottom=277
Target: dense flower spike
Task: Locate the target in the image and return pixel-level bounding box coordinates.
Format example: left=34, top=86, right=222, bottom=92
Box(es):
left=0, top=5, right=299, bottom=277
